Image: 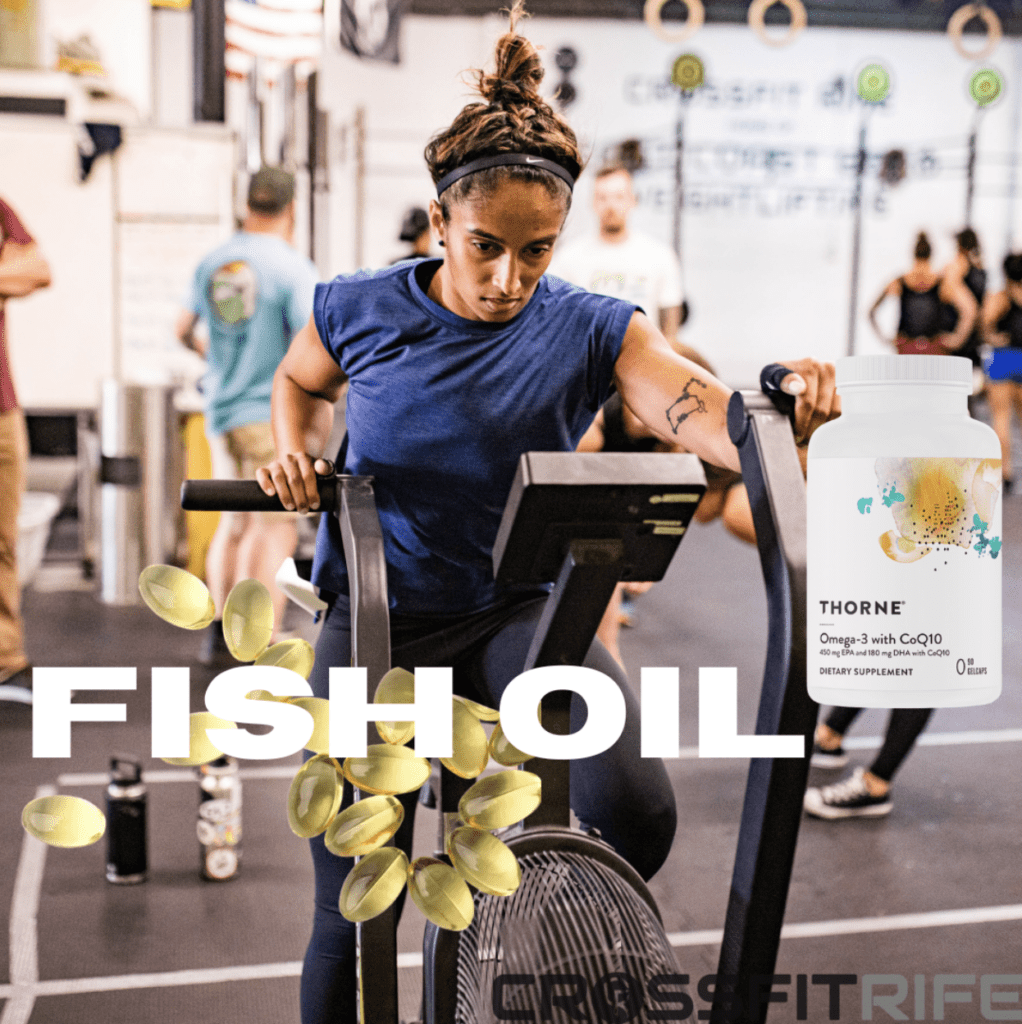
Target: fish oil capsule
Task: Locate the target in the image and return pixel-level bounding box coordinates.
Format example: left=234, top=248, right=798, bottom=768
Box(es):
left=454, top=695, right=500, bottom=722
left=287, top=755, right=344, bottom=838
left=808, top=356, right=1002, bottom=708
left=407, top=856, right=475, bottom=931
left=289, top=697, right=331, bottom=754
left=22, top=794, right=106, bottom=848
left=441, top=698, right=489, bottom=779
left=255, top=639, right=315, bottom=679
left=162, top=712, right=237, bottom=767
left=488, top=721, right=533, bottom=767
left=338, top=847, right=409, bottom=922
left=138, top=565, right=216, bottom=630
left=244, top=689, right=290, bottom=703
left=374, top=667, right=416, bottom=745
left=342, top=744, right=432, bottom=796
left=324, top=794, right=404, bottom=857
left=223, top=579, right=274, bottom=661
left=448, top=826, right=521, bottom=897
left=459, top=770, right=541, bottom=830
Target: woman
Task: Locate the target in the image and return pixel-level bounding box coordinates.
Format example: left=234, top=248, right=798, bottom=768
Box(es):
left=980, top=251, right=1022, bottom=492
left=257, top=7, right=838, bottom=1020
left=940, top=227, right=987, bottom=368
left=869, top=231, right=975, bottom=356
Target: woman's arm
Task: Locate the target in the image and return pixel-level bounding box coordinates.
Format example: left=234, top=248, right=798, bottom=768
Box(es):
left=576, top=407, right=606, bottom=452
left=613, top=311, right=838, bottom=474
left=980, top=291, right=1011, bottom=347
left=0, top=241, right=51, bottom=298
left=868, top=279, right=899, bottom=346
left=939, top=276, right=978, bottom=352
left=256, top=313, right=348, bottom=512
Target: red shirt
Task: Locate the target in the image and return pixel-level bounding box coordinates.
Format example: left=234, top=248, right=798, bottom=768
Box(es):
left=0, top=198, right=34, bottom=413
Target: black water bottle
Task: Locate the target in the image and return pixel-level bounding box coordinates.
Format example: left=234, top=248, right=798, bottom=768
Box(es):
left=106, top=756, right=147, bottom=884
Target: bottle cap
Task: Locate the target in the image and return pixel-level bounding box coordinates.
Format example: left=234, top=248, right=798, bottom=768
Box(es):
left=836, top=355, right=972, bottom=387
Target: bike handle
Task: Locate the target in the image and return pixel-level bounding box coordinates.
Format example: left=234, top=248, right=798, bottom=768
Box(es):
left=180, top=477, right=338, bottom=513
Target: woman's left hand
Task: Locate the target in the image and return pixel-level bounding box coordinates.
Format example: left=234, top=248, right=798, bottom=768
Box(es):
left=773, top=358, right=840, bottom=444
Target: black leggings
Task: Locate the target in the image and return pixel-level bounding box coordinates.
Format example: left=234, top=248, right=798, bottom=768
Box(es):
left=824, top=706, right=934, bottom=783
left=300, top=595, right=678, bottom=1024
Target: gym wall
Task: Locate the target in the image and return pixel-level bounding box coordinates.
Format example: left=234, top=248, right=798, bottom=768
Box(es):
left=316, top=15, right=1022, bottom=385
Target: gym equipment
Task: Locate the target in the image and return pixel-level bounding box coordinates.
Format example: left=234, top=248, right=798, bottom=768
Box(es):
left=181, top=381, right=815, bottom=1024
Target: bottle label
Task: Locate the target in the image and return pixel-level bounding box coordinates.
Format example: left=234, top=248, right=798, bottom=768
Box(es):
left=808, top=457, right=1002, bottom=697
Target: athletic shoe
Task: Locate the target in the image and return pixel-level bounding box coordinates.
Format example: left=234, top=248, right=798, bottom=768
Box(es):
left=803, top=767, right=893, bottom=819
left=0, top=665, right=33, bottom=705
left=810, top=741, right=849, bottom=769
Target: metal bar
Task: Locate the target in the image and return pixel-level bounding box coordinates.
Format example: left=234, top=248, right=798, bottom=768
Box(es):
left=522, top=539, right=624, bottom=830
left=714, top=391, right=818, bottom=1024
left=191, top=0, right=225, bottom=123
left=846, top=120, right=867, bottom=358
left=336, top=476, right=398, bottom=1024
left=965, top=125, right=977, bottom=225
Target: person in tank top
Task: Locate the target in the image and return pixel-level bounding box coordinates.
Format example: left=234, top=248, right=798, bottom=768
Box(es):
left=939, top=227, right=987, bottom=370
left=980, top=251, right=1022, bottom=492
left=868, top=231, right=976, bottom=356
left=254, top=6, right=840, bottom=1020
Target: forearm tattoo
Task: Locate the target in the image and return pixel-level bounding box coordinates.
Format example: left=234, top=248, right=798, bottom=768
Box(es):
left=665, top=377, right=709, bottom=434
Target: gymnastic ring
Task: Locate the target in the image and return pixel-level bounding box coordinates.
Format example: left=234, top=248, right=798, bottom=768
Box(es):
left=644, top=0, right=705, bottom=44
left=747, top=0, right=808, bottom=49
left=947, top=3, right=1002, bottom=61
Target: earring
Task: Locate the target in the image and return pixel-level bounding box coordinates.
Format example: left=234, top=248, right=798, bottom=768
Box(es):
left=438, top=240, right=446, bottom=247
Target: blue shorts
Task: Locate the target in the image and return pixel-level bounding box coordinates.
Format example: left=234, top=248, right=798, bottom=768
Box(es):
left=985, top=348, right=1022, bottom=383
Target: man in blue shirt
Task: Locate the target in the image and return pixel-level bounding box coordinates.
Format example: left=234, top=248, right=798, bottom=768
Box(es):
left=176, top=167, right=318, bottom=660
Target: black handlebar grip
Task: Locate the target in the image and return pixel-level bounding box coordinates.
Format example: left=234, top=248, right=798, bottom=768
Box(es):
left=759, top=362, right=798, bottom=421
left=180, top=478, right=337, bottom=512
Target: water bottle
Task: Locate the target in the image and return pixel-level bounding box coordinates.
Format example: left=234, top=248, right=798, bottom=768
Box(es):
left=106, top=755, right=147, bottom=884
left=198, top=755, right=242, bottom=881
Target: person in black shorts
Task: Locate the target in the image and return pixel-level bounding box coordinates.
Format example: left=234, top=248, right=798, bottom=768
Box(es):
left=256, top=6, right=838, bottom=1019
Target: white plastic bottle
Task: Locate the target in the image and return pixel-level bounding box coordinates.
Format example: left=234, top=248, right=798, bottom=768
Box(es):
left=807, top=355, right=1002, bottom=708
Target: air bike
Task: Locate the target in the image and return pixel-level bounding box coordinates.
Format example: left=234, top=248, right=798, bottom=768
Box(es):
left=181, top=371, right=816, bottom=1024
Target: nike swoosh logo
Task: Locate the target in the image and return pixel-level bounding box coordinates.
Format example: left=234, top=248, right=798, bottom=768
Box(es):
left=523, top=156, right=541, bottom=164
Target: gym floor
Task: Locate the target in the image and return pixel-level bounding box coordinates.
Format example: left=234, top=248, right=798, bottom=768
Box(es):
left=2, top=418, right=1019, bottom=1024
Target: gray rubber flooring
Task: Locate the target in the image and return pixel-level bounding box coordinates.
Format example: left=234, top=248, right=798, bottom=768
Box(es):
left=1, top=472, right=1019, bottom=1023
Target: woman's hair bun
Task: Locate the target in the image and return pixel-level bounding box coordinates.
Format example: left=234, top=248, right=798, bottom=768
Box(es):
left=475, top=3, right=544, bottom=106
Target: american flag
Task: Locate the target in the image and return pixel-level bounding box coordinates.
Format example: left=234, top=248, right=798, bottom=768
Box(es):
left=225, top=0, right=324, bottom=80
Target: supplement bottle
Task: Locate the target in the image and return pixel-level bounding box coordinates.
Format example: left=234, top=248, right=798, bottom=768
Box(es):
left=807, top=355, right=1002, bottom=708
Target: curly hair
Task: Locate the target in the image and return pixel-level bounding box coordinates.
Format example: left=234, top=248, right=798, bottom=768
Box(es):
left=424, top=1, right=584, bottom=220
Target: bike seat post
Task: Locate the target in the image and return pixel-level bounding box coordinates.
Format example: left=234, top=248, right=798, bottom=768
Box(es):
left=716, top=391, right=818, bottom=1024
left=336, top=474, right=400, bottom=1024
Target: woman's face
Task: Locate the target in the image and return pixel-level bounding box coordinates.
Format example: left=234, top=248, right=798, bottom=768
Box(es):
left=430, top=179, right=567, bottom=323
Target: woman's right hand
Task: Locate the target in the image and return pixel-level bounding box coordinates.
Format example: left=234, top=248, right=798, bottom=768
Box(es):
left=256, top=455, right=334, bottom=513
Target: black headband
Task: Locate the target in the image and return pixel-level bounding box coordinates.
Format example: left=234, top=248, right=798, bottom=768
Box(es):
left=435, top=153, right=577, bottom=197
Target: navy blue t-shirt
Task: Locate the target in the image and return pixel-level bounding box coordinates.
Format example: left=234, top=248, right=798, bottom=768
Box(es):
left=311, top=258, right=636, bottom=615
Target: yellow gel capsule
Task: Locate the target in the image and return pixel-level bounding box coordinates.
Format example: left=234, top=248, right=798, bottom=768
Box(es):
left=287, top=755, right=344, bottom=838
left=342, top=744, right=431, bottom=796
left=289, top=697, right=331, bottom=754
left=244, top=689, right=290, bottom=703
left=223, top=578, right=273, bottom=661
left=324, top=794, right=404, bottom=857
left=338, top=847, right=409, bottom=923
left=454, top=695, right=500, bottom=722
left=374, top=667, right=415, bottom=746
left=488, top=721, right=533, bottom=767
left=22, top=795, right=106, bottom=848
left=138, top=565, right=216, bottom=630
left=407, top=857, right=475, bottom=932
left=459, top=770, right=542, bottom=830
left=162, top=712, right=237, bottom=767
left=255, top=638, right=315, bottom=680
left=448, top=826, right=522, bottom=898
left=441, top=698, right=489, bottom=780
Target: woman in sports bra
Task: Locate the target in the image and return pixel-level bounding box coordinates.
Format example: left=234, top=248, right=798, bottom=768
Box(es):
left=868, top=232, right=975, bottom=356
left=980, top=251, right=1022, bottom=492
left=939, top=228, right=987, bottom=369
